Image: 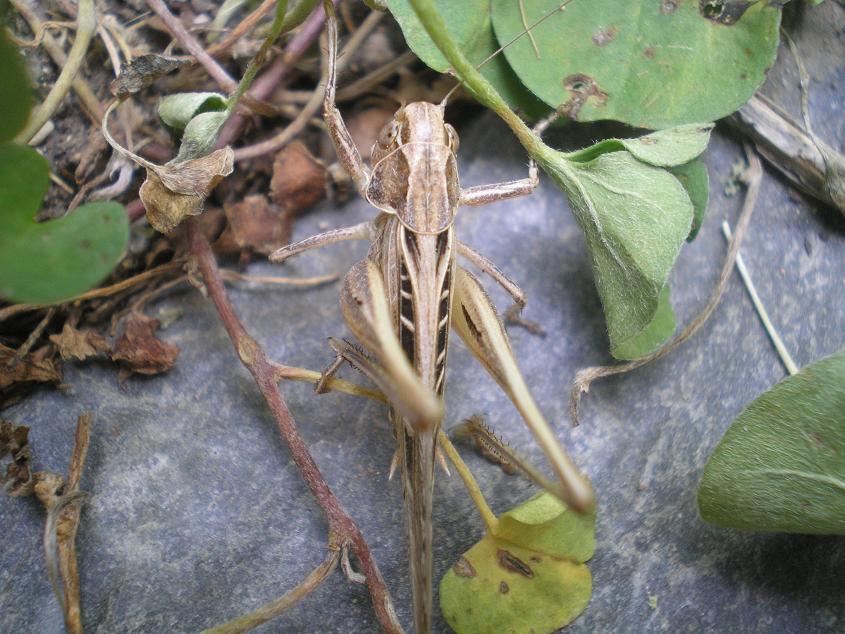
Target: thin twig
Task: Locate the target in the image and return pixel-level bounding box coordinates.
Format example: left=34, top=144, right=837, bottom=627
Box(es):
left=203, top=546, right=341, bottom=634
left=0, top=261, right=185, bottom=323
left=10, top=0, right=102, bottom=135
left=9, top=308, right=56, bottom=365
left=186, top=219, right=402, bottom=633
left=721, top=222, right=798, bottom=376
left=233, top=9, right=382, bottom=160
left=569, top=145, right=764, bottom=424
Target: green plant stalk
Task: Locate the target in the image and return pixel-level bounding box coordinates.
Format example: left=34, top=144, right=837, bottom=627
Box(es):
left=13, top=0, right=97, bottom=143
left=281, top=0, right=321, bottom=33
left=226, top=0, right=289, bottom=115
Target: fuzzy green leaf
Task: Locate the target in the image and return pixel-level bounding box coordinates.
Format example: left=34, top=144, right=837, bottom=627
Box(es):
left=565, top=124, right=714, bottom=168
left=0, top=28, right=33, bottom=142
left=440, top=492, right=595, bottom=634
left=158, top=92, right=227, bottom=132
left=0, top=144, right=129, bottom=303
left=670, top=159, right=710, bottom=241
left=490, top=0, right=780, bottom=129
left=610, top=285, right=675, bottom=360
left=537, top=148, right=692, bottom=359
left=174, top=111, right=229, bottom=162
left=386, top=0, right=548, bottom=119
left=697, top=349, right=845, bottom=535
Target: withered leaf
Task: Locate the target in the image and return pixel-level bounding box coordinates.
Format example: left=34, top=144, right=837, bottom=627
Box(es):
left=111, top=312, right=180, bottom=379
left=223, top=194, right=290, bottom=255
left=1, top=420, right=33, bottom=496
left=110, top=54, right=189, bottom=97
left=49, top=324, right=110, bottom=362
left=139, top=147, right=234, bottom=234
left=270, top=141, right=327, bottom=215
left=0, top=344, right=62, bottom=390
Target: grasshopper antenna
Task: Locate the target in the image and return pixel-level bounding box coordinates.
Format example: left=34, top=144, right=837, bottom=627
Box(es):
left=439, top=0, right=575, bottom=108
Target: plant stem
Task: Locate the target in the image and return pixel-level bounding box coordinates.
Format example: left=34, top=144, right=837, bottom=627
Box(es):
left=721, top=222, right=798, bottom=376
left=186, top=219, right=402, bottom=634
left=203, top=546, right=341, bottom=634
left=438, top=433, right=499, bottom=533
left=13, top=0, right=97, bottom=143
left=9, top=0, right=103, bottom=123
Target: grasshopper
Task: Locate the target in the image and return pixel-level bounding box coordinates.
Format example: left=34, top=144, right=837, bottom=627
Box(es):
left=271, top=3, right=594, bottom=630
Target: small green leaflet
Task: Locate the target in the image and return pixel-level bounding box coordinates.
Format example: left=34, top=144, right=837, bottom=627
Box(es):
left=0, top=27, right=31, bottom=143
left=0, top=144, right=129, bottom=303
left=670, top=159, right=710, bottom=241
left=440, top=492, right=595, bottom=634
left=697, top=349, right=845, bottom=535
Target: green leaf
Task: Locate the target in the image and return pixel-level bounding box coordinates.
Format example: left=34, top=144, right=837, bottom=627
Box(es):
left=386, top=0, right=548, bottom=119
left=490, top=0, right=781, bottom=129
left=495, top=491, right=595, bottom=562
left=440, top=492, right=595, bottom=634
left=0, top=27, right=33, bottom=142
left=537, top=148, right=692, bottom=359
left=697, top=349, right=845, bottom=535
left=670, top=159, right=710, bottom=241
left=565, top=124, right=714, bottom=168
left=158, top=92, right=227, bottom=132
left=0, top=143, right=129, bottom=303
left=610, top=285, right=675, bottom=360
left=174, top=111, right=229, bottom=162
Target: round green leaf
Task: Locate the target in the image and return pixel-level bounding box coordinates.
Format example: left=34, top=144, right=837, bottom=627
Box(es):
left=386, top=0, right=549, bottom=119
left=697, top=349, right=845, bottom=535
left=0, top=28, right=33, bottom=142
left=491, top=0, right=781, bottom=129
left=0, top=143, right=129, bottom=303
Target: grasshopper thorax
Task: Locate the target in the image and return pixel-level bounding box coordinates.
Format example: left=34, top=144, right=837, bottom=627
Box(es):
left=366, top=102, right=460, bottom=235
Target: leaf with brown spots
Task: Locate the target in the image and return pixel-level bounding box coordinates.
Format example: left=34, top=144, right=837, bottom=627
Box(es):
left=49, top=324, right=110, bottom=362
left=0, top=344, right=62, bottom=390
left=111, top=312, right=180, bottom=379
left=223, top=194, right=290, bottom=255
left=110, top=54, right=189, bottom=98
left=440, top=492, right=595, bottom=633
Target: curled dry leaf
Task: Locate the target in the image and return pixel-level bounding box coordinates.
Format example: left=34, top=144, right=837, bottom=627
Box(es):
left=110, top=54, right=188, bottom=98
left=49, top=324, right=110, bottom=362
left=270, top=141, right=328, bottom=214
left=223, top=194, right=290, bottom=255
left=138, top=148, right=235, bottom=234
left=1, top=421, right=33, bottom=496
left=111, top=312, right=180, bottom=379
left=0, top=344, right=62, bottom=391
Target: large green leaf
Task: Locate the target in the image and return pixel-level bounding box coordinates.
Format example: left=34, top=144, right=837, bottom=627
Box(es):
left=697, top=349, right=845, bottom=535
left=440, top=492, right=594, bottom=634
left=490, top=0, right=781, bottom=129
left=386, top=0, right=548, bottom=119
left=537, top=147, right=693, bottom=359
left=0, top=144, right=129, bottom=303
left=0, top=27, right=33, bottom=142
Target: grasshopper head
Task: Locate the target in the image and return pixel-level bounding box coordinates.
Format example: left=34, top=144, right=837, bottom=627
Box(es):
left=366, top=102, right=460, bottom=234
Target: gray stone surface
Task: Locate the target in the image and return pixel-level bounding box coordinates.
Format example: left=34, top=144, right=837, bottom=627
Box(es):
left=2, top=4, right=844, bottom=633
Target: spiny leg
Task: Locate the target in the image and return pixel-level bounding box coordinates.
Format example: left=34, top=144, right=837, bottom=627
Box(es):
left=451, top=266, right=594, bottom=513
left=459, top=161, right=538, bottom=206
left=457, top=240, right=526, bottom=308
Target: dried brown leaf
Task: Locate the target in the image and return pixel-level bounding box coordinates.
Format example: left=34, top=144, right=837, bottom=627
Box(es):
left=111, top=312, right=180, bottom=379
left=223, top=194, right=290, bottom=255
left=270, top=141, right=327, bottom=215
left=1, top=420, right=33, bottom=496
left=49, top=324, right=110, bottom=362
left=110, top=54, right=189, bottom=97
left=139, top=148, right=234, bottom=234
left=0, top=344, right=62, bottom=390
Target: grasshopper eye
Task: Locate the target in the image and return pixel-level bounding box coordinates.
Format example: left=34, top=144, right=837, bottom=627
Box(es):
left=445, top=123, right=459, bottom=152
left=378, top=121, right=400, bottom=147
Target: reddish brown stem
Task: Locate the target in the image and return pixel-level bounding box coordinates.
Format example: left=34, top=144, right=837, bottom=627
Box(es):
left=186, top=218, right=402, bottom=633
